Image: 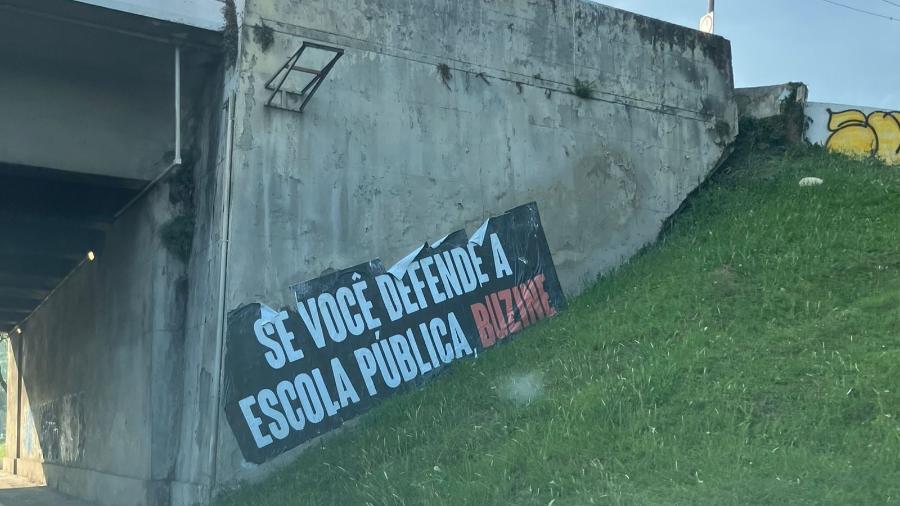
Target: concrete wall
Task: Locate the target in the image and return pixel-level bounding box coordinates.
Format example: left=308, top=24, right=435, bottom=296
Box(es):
left=2, top=1, right=740, bottom=505
left=2, top=57, right=229, bottom=506
left=3, top=184, right=186, bottom=505
left=806, top=102, right=900, bottom=165
left=2, top=75, right=230, bottom=506
left=169, top=63, right=233, bottom=505
left=1, top=11, right=225, bottom=504
left=206, top=0, right=738, bottom=493
left=0, top=336, right=6, bottom=440
left=736, top=83, right=808, bottom=120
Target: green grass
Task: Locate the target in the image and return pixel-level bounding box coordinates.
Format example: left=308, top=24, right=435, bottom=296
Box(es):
left=214, top=148, right=900, bottom=505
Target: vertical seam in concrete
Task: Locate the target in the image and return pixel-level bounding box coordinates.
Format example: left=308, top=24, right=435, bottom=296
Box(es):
left=148, top=278, right=154, bottom=500
left=14, top=335, right=23, bottom=473
left=208, top=90, right=237, bottom=500
left=571, top=0, right=576, bottom=79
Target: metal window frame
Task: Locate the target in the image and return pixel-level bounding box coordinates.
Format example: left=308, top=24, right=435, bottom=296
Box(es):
left=264, top=41, right=344, bottom=113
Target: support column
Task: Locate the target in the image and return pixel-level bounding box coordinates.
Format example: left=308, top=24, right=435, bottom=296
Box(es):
left=3, top=333, right=23, bottom=474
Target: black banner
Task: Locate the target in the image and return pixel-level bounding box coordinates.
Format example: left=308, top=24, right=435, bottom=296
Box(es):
left=223, top=202, right=566, bottom=464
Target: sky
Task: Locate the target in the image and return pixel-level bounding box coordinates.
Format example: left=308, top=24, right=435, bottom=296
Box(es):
left=598, top=0, right=900, bottom=109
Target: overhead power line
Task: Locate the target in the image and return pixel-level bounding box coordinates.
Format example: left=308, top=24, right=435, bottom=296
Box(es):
left=880, top=0, right=900, bottom=9
left=817, top=0, right=900, bottom=21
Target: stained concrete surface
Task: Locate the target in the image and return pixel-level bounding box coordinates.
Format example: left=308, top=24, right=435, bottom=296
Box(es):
left=2, top=0, right=741, bottom=504
left=2, top=4, right=225, bottom=505
left=0, top=1, right=220, bottom=180
left=208, top=0, right=739, bottom=494
left=0, top=471, right=95, bottom=506
left=735, top=83, right=808, bottom=120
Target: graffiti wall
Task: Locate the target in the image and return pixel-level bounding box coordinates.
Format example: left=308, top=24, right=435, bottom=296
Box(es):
left=806, top=102, right=900, bottom=165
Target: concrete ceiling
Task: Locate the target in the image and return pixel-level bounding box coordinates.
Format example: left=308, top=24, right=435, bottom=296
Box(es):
left=0, top=0, right=222, bottom=330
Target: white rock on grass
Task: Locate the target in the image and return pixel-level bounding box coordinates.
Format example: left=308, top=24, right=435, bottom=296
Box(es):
left=799, top=177, right=824, bottom=187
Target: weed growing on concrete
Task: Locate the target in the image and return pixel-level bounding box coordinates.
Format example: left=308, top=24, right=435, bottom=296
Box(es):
left=570, top=78, right=596, bottom=99
left=436, top=63, right=452, bottom=90
left=712, top=119, right=733, bottom=146
left=253, top=23, right=275, bottom=52
left=780, top=82, right=808, bottom=144
left=714, top=120, right=731, bottom=139
left=167, top=163, right=194, bottom=208
left=160, top=215, right=194, bottom=263
left=160, top=163, right=195, bottom=263
left=735, top=83, right=809, bottom=155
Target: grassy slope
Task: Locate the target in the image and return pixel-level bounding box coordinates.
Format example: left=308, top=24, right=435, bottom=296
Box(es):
left=215, top=149, right=900, bottom=505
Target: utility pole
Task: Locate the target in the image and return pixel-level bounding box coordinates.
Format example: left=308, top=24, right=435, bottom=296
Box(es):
left=700, top=0, right=715, bottom=33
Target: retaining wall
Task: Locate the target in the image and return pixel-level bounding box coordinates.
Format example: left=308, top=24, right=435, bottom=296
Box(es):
left=206, top=0, right=739, bottom=492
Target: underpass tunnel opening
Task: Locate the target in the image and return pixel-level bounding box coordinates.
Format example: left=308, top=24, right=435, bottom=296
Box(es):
left=0, top=163, right=144, bottom=333
left=0, top=0, right=223, bottom=500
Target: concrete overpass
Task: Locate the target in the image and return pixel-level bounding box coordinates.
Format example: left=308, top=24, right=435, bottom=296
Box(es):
left=1, top=0, right=223, bottom=504
left=0, top=0, right=222, bottom=330
left=2, top=0, right=740, bottom=505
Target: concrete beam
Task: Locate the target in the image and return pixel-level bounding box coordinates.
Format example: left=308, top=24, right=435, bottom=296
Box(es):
left=73, top=0, right=225, bottom=32
left=0, top=5, right=219, bottom=180
left=0, top=294, right=43, bottom=307
left=0, top=163, right=146, bottom=191
left=0, top=309, right=31, bottom=321
left=0, top=0, right=222, bottom=46
left=0, top=164, right=143, bottom=220
left=0, top=223, right=106, bottom=259
left=0, top=319, right=22, bottom=329
left=0, top=253, right=80, bottom=279
left=0, top=272, right=61, bottom=293
left=0, top=211, right=112, bottom=236
left=0, top=287, right=50, bottom=301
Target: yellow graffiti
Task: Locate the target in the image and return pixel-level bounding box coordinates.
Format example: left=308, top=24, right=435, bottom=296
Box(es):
left=826, top=109, right=900, bottom=165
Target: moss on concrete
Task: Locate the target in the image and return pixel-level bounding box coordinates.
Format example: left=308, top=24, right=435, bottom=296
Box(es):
left=161, top=162, right=195, bottom=263
left=253, top=23, right=275, bottom=52
left=222, top=0, right=239, bottom=66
